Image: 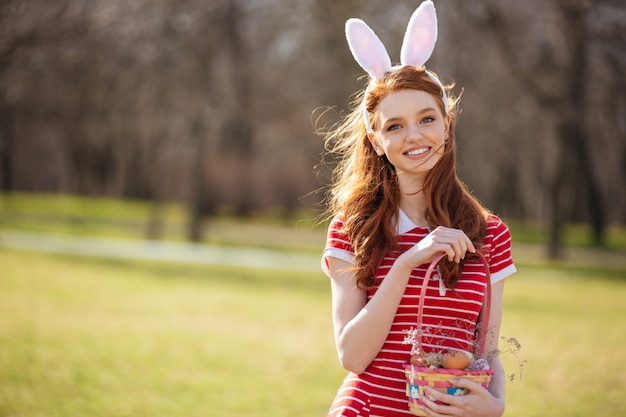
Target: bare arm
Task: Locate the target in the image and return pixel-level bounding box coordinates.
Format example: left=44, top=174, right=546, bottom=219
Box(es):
left=328, top=226, right=476, bottom=374
left=484, top=280, right=506, bottom=403
left=328, top=256, right=414, bottom=374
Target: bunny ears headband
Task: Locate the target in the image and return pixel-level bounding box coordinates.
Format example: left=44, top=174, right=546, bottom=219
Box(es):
left=345, top=0, right=448, bottom=134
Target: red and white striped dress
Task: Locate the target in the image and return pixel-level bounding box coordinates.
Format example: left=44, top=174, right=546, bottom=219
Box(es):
left=322, top=210, right=516, bottom=417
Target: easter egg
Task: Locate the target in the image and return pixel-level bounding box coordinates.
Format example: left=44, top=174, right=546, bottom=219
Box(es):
left=442, top=350, right=473, bottom=370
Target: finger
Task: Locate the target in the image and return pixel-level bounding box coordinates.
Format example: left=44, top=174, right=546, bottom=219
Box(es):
left=433, top=236, right=461, bottom=263
left=428, top=228, right=472, bottom=263
left=435, top=229, right=469, bottom=263
left=436, top=235, right=460, bottom=263
left=442, top=244, right=456, bottom=263
left=428, top=236, right=454, bottom=262
left=437, top=227, right=476, bottom=257
left=450, top=377, right=484, bottom=393
left=455, top=231, right=476, bottom=260
left=449, top=238, right=465, bottom=263
left=422, top=387, right=458, bottom=411
left=419, top=390, right=456, bottom=416
left=465, top=235, right=476, bottom=254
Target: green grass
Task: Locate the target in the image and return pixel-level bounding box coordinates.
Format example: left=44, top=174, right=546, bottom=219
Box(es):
left=0, top=192, right=326, bottom=252
left=506, top=219, right=626, bottom=251
left=2, top=192, right=626, bottom=251
left=0, top=192, right=188, bottom=241
left=0, top=249, right=343, bottom=417
left=1, top=192, right=626, bottom=416
left=501, top=265, right=626, bottom=416
left=1, top=248, right=625, bottom=417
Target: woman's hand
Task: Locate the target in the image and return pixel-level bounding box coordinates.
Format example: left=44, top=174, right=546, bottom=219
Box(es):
left=398, top=226, right=476, bottom=269
left=418, top=379, right=505, bottom=417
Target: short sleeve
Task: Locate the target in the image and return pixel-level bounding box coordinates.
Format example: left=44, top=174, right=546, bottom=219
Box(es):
left=321, top=215, right=356, bottom=277
left=485, top=216, right=517, bottom=284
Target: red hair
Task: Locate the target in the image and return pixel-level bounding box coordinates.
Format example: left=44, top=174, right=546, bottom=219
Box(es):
left=325, top=66, right=488, bottom=289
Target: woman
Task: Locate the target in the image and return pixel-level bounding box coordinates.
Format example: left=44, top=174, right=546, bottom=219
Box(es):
left=321, top=2, right=516, bottom=416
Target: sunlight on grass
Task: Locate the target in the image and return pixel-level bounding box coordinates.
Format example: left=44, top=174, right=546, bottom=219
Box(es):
left=0, top=250, right=343, bottom=417
left=0, top=192, right=329, bottom=252
left=3, top=192, right=626, bottom=252
left=0, top=192, right=188, bottom=240
left=2, top=193, right=625, bottom=416
left=1, top=247, right=625, bottom=417
left=501, top=267, right=626, bottom=417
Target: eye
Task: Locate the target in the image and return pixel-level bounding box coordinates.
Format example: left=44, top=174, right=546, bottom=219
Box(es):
left=386, top=124, right=402, bottom=132
left=421, top=116, right=435, bottom=124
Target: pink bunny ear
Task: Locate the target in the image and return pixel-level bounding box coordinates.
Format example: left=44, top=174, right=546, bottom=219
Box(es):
left=345, top=18, right=392, bottom=79
left=400, top=0, right=438, bottom=67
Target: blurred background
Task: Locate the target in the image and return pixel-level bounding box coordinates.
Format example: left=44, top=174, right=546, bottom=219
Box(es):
left=1, top=0, right=625, bottom=416
left=1, top=0, right=624, bottom=252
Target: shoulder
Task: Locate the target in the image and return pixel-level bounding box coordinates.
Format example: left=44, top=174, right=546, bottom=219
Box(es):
left=328, top=213, right=346, bottom=230
left=485, top=213, right=508, bottom=230
left=327, top=213, right=349, bottom=243
left=483, top=214, right=516, bottom=283
left=322, top=213, right=355, bottom=276
left=485, top=214, right=512, bottom=242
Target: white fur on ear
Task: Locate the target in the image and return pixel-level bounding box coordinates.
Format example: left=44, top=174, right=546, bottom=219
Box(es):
left=400, top=0, right=437, bottom=67
left=345, top=18, right=392, bottom=79
left=346, top=0, right=449, bottom=130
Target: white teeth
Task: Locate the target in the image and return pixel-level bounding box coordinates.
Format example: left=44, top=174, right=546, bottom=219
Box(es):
left=406, top=148, right=429, bottom=156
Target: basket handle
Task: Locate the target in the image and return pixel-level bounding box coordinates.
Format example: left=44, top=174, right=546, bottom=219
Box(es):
left=417, top=251, right=492, bottom=356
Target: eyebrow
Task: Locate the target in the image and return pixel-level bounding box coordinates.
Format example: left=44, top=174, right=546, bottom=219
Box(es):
left=381, top=107, right=438, bottom=124
left=418, top=107, right=438, bottom=114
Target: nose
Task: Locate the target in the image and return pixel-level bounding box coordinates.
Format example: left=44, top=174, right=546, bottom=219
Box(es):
left=406, top=123, right=423, bottom=141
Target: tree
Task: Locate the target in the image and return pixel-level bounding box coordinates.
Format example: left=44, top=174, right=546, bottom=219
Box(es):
left=1, top=0, right=623, bottom=246
left=456, top=0, right=625, bottom=256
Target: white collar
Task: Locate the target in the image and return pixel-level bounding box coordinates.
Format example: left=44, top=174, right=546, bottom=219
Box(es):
left=396, top=208, right=429, bottom=235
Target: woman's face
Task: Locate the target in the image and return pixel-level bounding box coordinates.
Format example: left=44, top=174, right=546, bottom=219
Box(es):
left=370, top=89, right=450, bottom=190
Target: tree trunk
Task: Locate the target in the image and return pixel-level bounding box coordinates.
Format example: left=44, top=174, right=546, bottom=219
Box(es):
left=0, top=106, right=13, bottom=191
left=188, top=118, right=207, bottom=243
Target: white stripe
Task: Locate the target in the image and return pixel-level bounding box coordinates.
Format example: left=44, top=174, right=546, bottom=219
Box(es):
left=491, top=264, right=517, bottom=284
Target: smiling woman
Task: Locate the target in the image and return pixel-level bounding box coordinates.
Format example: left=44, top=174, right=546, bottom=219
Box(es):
left=319, top=1, right=516, bottom=416
left=369, top=89, right=450, bottom=192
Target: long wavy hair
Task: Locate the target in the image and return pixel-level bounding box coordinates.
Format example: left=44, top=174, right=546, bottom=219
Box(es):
left=323, top=66, right=488, bottom=289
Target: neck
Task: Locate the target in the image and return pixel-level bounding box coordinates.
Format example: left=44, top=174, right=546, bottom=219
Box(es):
left=399, top=191, right=429, bottom=228
left=396, top=170, right=426, bottom=194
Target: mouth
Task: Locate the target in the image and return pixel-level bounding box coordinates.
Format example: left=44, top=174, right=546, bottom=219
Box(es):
left=404, top=147, right=430, bottom=156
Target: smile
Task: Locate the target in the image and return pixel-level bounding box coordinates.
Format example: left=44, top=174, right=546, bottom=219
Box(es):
left=405, top=147, right=430, bottom=156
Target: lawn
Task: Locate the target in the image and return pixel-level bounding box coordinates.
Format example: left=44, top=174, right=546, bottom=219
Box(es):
left=1, top=192, right=626, bottom=416
left=1, top=247, right=625, bottom=417
left=0, top=249, right=342, bottom=417
left=2, top=192, right=626, bottom=252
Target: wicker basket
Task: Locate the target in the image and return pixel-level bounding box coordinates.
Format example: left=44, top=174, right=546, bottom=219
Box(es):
left=405, top=364, right=493, bottom=415
left=404, top=253, right=493, bottom=416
